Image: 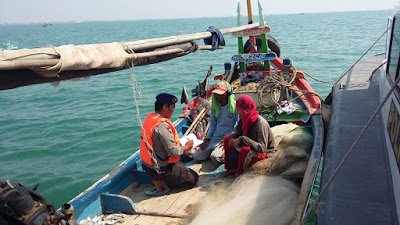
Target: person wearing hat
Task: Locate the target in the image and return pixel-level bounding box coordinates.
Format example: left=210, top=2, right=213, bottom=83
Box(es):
left=140, top=93, right=199, bottom=196
left=193, top=81, right=239, bottom=164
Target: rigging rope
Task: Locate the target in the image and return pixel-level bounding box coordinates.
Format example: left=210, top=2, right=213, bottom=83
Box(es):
left=127, top=59, right=163, bottom=174
left=333, top=26, right=390, bottom=86
left=288, top=88, right=323, bottom=103
left=300, top=38, right=397, bottom=225
left=304, top=71, right=337, bottom=83
left=369, top=60, right=387, bottom=80
left=299, top=26, right=389, bottom=85
left=298, top=26, right=390, bottom=85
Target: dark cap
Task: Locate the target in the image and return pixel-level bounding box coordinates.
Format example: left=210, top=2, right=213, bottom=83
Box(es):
left=156, top=93, right=178, bottom=104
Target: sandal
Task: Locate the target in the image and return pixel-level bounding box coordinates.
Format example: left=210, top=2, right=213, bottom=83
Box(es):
left=145, top=185, right=170, bottom=196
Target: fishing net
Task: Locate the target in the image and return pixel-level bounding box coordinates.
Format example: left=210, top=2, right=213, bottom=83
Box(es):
left=250, top=123, right=313, bottom=177
left=187, top=175, right=298, bottom=225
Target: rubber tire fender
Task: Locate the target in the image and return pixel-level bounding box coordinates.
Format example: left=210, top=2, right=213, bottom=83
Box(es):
left=243, top=35, right=281, bottom=57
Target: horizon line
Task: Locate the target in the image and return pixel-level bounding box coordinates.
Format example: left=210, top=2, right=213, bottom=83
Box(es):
left=0, top=8, right=391, bottom=25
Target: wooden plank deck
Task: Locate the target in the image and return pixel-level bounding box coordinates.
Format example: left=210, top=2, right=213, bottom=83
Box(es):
left=116, top=161, right=233, bottom=225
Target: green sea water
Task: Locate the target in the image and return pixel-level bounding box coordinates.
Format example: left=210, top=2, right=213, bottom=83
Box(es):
left=0, top=10, right=391, bottom=207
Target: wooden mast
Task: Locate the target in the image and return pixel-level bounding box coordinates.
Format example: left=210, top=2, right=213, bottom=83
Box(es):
left=237, top=3, right=245, bottom=73
left=246, top=0, right=257, bottom=55
left=246, top=0, right=254, bottom=23
left=258, top=0, right=271, bottom=70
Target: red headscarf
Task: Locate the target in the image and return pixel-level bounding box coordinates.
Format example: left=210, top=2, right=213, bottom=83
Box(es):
left=236, top=95, right=259, bottom=136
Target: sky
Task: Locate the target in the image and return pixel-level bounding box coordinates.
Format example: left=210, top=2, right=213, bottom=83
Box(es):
left=0, top=0, right=398, bottom=24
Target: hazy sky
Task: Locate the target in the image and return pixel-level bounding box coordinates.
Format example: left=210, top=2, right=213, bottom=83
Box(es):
left=1, top=0, right=398, bottom=24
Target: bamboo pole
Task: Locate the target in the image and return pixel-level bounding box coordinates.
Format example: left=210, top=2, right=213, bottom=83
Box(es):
left=183, top=108, right=207, bottom=137
left=0, top=45, right=221, bottom=71
left=127, top=48, right=184, bottom=59
left=0, top=59, right=59, bottom=70
left=182, top=85, right=192, bottom=110
left=0, top=23, right=259, bottom=90
left=135, top=210, right=186, bottom=218
left=0, top=24, right=258, bottom=71
left=0, top=24, right=256, bottom=64
left=201, top=120, right=211, bottom=140
left=0, top=48, right=184, bottom=70
left=225, top=63, right=237, bottom=83
left=205, top=65, right=212, bottom=91
left=198, top=45, right=224, bottom=51
left=0, top=23, right=256, bottom=64
left=120, top=23, right=259, bottom=51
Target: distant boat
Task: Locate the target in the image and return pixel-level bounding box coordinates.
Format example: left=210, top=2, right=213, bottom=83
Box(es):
left=299, top=13, right=305, bottom=15
left=41, top=23, right=52, bottom=27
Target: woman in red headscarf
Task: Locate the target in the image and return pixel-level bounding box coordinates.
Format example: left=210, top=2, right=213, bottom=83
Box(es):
left=222, top=95, right=276, bottom=177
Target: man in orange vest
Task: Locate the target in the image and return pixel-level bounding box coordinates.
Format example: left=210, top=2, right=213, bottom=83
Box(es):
left=140, top=93, right=199, bottom=196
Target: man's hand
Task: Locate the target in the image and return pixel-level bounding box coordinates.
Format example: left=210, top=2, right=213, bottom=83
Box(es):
left=229, top=138, right=240, bottom=148
left=183, top=140, right=194, bottom=154
left=199, top=139, right=210, bottom=150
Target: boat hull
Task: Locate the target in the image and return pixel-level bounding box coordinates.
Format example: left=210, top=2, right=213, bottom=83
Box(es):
left=319, top=54, right=400, bottom=225
left=66, top=113, right=324, bottom=223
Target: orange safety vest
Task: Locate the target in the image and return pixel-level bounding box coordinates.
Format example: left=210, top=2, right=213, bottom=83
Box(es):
left=140, top=112, right=181, bottom=166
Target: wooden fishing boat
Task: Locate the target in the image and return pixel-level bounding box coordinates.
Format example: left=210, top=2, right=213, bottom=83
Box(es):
left=0, top=1, right=324, bottom=225
left=59, top=2, right=323, bottom=225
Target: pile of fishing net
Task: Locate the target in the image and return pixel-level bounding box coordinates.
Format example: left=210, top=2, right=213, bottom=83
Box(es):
left=231, top=81, right=260, bottom=92
left=187, top=175, right=299, bottom=225
left=186, top=123, right=311, bottom=225
left=250, top=123, right=313, bottom=178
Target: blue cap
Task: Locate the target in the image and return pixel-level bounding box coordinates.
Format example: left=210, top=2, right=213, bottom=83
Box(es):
left=156, top=93, right=178, bottom=104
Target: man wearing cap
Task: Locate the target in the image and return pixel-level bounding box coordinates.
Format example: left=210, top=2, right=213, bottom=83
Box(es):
left=140, top=93, right=199, bottom=196
left=193, top=81, right=239, bottom=164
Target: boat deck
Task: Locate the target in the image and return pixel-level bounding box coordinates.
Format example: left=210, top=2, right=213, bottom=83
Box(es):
left=320, top=54, right=399, bottom=224
left=116, top=161, right=232, bottom=225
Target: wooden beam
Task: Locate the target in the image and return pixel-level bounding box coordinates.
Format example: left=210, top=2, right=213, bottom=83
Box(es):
left=120, top=23, right=259, bottom=51
left=0, top=23, right=258, bottom=68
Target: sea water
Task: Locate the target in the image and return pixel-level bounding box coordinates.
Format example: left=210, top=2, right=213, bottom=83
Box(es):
left=0, top=10, right=391, bottom=207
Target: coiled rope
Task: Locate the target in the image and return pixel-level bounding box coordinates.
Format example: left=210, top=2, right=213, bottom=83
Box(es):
left=257, top=69, right=296, bottom=107
left=257, top=68, right=322, bottom=108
